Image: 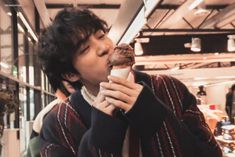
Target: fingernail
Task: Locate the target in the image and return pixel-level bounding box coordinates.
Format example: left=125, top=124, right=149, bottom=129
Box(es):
left=100, top=86, right=104, bottom=91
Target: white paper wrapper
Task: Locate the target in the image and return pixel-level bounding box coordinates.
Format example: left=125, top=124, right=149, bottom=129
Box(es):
left=100, top=67, right=131, bottom=92
left=110, top=67, right=130, bottom=79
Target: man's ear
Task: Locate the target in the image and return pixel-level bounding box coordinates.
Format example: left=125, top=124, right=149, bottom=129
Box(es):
left=62, top=73, right=80, bottom=82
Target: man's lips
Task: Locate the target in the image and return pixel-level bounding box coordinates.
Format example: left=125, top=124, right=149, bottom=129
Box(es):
left=107, top=61, right=113, bottom=69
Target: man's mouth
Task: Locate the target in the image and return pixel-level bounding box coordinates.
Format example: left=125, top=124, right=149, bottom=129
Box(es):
left=107, top=61, right=113, bottom=69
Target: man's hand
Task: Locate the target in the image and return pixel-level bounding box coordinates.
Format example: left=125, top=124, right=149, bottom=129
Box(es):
left=92, top=92, right=116, bottom=116
left=100, top=75, right=143, bottom=112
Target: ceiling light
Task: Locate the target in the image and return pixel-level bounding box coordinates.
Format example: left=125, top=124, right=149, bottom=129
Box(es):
left=227, top=35, right=235, bottom=52
left=7, top=12, right=12, bottom=16
left=191, top=37, right=201, bottom=52
left=193, top=1, right=209, bottom=16
left=135, top=37, right=150, bottom=43
left=134, top=42, right=144, bottom=56
left=188, top=0, right=204, bottom=10
left=194, top=8, right=209, bottom=15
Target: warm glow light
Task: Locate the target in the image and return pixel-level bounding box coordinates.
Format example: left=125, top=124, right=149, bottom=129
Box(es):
left=188, top=0, right=204, bottom=10
left=170, top=67, right=180, bottom=71
left=0, top=62, right=10, bottom=68
left=194, top=77, right=206, bottom=80
left=17, top=23, right=24, bottom=32
left=7, top=12, right=12, bottom=16
left=192, top=81, right=207, bottom=87
left=206, top=81, right=235, bottom=87
left=134, top=42, right=144, bottom=55
left=227, top=35, right=235, bottom=52
left=193, top=1, right=209, bottom=15
left=194, top=8, right=209, bottom=15
left=191, top=37, right=201, bottom=52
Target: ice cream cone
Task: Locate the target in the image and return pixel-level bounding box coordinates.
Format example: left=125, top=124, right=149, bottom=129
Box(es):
left=110, top=67, right=131, bottom=79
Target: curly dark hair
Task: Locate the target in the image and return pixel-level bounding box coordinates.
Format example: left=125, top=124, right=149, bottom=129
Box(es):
left=38, top=7, right=108, bottom=90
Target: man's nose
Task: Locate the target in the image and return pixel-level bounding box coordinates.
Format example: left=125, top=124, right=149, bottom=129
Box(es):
left=97, top=43, right=112, bottom=56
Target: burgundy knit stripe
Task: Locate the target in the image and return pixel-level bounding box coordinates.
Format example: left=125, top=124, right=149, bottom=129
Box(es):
left=151, top=75, right=165, bottom=100
left=152, top=81, right=172, bottom=114
left=167, top=77, right=184, bottom=114
left=161, top=76, right=182, bottom=117
left=57, top=103, right=87, bottom=154
left=156, top=75, right=187, bottom=118
left=65, top=103, right=86, bottom=128
left=152, top=134, right=163, bottom=157
left=164, top=119, right=183, bottom=157
left=172, top=77, right=186, bottom=99
left=48, top=106, right=68, bottom=148
left=169, top=78, right=185, bottom=114
left=156, top=125, right=173, bottom=157
left=57, top=105, right=76, bottom=154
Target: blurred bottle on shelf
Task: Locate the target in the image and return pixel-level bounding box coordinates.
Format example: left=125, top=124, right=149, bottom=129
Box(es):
left=196, top=85, right=207, bottom=105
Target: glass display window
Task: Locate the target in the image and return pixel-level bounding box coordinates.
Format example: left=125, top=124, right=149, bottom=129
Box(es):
left=0, top=1, right=13, bottom=75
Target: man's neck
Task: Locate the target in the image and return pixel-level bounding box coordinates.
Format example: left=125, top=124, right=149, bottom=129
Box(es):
left=83, top=84, right=99, bottom=96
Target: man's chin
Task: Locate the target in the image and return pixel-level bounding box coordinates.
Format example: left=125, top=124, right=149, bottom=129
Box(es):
left=100, top=73, right=109, bottom=82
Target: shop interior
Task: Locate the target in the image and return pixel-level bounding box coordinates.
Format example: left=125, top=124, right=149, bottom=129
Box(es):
left=0, top=0, right=235, bottom=156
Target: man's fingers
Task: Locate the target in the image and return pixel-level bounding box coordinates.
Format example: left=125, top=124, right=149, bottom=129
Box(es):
left=100, top=90, right=131, bottom=103
left=105, top=97, right=130, bottom=111
left=108, top=75, right=135, bottom=89
left=105, top=104, right=116, bottom=113
left=100, top=82, right=132, bottom=95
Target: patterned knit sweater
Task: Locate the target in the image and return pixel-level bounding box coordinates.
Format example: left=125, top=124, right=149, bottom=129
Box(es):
left=40, top=71, right=222, bottom=157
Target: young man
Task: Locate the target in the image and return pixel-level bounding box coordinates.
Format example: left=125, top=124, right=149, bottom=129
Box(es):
left=38, top=7, right=222, bottom=157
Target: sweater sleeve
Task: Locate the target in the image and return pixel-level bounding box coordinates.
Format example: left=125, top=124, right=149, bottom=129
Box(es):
left=125, top=82, right=168, bottom=138
left=40, top=102, right=127, bottom=157
left=180, top=83, right=223, bottom=157
left=125, top=74, right=222, bottom=157
left=78, top=107, right=128, bottom=156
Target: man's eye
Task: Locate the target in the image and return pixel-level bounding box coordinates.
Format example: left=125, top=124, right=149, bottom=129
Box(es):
left=98, top=34, right=105, bottom=39
left=80, top=46, right=89, bottom=54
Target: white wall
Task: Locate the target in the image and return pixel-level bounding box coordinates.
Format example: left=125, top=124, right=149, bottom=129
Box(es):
left=188, top=82, right=233, bottom=114
left=206, top=85, right=227, bottom=111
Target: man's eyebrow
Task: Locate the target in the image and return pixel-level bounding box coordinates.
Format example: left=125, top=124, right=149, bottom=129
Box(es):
left=75, top=37, right=88, bottom=50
